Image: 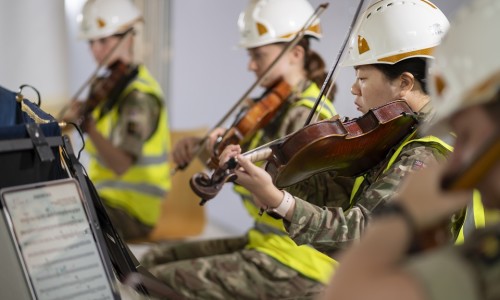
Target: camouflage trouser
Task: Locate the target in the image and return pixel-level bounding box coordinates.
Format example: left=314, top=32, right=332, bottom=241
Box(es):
left=103, top=203, right=152, bottom=241
left=139, top=236, right=325, bottom=299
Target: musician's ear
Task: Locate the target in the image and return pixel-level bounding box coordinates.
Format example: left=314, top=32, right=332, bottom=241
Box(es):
left=398, top=72, right=415, bottom=98
left=290, top=44, right=305, bottom=64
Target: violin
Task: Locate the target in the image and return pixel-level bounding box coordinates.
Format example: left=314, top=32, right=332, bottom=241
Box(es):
left=76, top=60, right=137, bottom=128
left=58, top=60, right=138, bottom=131
left=191, top=100, right=419, bottom=202
left=58, top=29, right=136, bottom=129
left=207, top=79, right=292, bottom=168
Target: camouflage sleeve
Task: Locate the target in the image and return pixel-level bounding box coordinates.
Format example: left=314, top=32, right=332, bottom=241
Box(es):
left=285, top=142, right=450, bottom=252
left=112, top=90, right=162, bottom=159
left=285, top=173, right=353, bottom=210
left=275, top=105, right=310, bottom=138
left=284, top=197, right=368, bottom=254
left=354, top=142, right=449, bottom=211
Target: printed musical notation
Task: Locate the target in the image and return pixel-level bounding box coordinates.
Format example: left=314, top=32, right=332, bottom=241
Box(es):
left=2, top=179, right=115, bottom=300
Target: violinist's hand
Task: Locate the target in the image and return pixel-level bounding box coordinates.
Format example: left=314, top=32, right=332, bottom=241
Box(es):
left=219, top=145, right=283, bottom=209
left=172, top=137, right=202, bottom=167
left=206, top=127, right=227, bottom=153
left=396, top=161, right=472, bottom=231
left=60, top=101, right=83, bottom=124
left=218, top=144, right=242, bottom=167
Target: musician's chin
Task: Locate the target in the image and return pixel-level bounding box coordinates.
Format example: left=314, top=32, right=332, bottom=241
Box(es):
left=356, top=105, right=366, bottom=114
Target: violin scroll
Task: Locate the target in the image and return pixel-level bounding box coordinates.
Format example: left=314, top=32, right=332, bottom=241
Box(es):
left=191, top=147, right=273, bottom=202
left=190, top=158, right=239, bottom=204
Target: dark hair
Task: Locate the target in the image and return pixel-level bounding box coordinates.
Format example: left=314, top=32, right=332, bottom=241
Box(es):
left=372, top=58, right=428, bottom=94
left=485, top=90, right=500, bottom=124
left=297, top=38, right=336, bottom=101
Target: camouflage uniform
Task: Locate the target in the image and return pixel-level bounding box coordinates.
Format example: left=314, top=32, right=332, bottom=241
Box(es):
left=403, top=223, right=500, bottom=300
left=140, top=236, right=325, bottom=299
left=283, top=102, right=455, bottom=254
left=88, top=67, right=170, bottom=240
left=140, top=81, right=338, bottom=299
left=103, top=89, right=163, bottom=239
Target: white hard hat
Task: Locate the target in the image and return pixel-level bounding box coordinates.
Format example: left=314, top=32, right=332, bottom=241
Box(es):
left=428, top=0, right=500, bottom=127
left=238, top=0, right=322, bottom=49
left=78, top=0, right=142, bottom=40
left=342, top=0, right=449, bottom=67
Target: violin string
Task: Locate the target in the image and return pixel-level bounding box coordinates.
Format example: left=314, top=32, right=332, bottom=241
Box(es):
left=304, top=0, right=369, bottom=126
left=242, top=132, right=292, bottom=157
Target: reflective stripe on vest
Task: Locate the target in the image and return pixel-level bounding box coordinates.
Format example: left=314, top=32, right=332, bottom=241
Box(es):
left=378, top=135, right=486, bottom=243
left=348, top=134, right=488, bottom=243
left=234, top=82, right=338, bottom=283
left=86, top=65, right=171, bottom=226
left=242, top=196, right=338, bottom=284
left=292, top=82, right=336, bottom=119
left=349, top=134, right=452, bottom=205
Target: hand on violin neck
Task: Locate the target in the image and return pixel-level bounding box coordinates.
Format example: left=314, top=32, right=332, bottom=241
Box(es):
left=172, top=136, right=203, bottom=167
left=218, top=144, right=242, bottom=168
left=60, top=101, right=84, bottom=124
left=207, top=127, right=227, bottom=154
left=59, top=101, right=94, bottom=133
left=232, top=153, right=283, bottom=210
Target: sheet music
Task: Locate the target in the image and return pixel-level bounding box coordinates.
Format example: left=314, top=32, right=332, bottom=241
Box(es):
left=2, top=179, right=115, bottom=300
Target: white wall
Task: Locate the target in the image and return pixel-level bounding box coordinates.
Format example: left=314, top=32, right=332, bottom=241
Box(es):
left=0, top=0, right=470, bottom=236
left=0, top=0, right=69, bottom=109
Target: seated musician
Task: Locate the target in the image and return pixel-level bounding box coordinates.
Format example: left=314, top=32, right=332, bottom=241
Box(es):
left=138, top=0, right=341, bottom=299
left=61, top=0, right=171, bottom=241
left=219, top=0, right=482, bottom=257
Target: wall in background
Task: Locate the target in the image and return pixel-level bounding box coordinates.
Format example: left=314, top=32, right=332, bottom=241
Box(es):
left=0, top=0, right=69, bottom=110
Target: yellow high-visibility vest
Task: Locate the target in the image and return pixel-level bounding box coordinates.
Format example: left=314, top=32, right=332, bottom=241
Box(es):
left=86, top=65, right=171, bottom=226
left=349, top=134, right=489, bottom=243
left=234, top=82, right=338, bottom=284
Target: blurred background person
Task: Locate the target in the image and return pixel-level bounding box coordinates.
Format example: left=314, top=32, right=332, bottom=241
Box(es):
left=61, top=0, right=171, bottom=241
left=324, top=0, right=500, bottom=298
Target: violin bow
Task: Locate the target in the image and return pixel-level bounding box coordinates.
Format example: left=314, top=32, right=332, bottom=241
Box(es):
left=173, top=3, right=330, bottom=175
left=225, top=0, right=371, bottom=160
left=304, top=0, right=369, bottom=126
